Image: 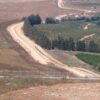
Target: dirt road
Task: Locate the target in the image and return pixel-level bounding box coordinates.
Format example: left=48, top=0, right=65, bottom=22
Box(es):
left=7, top=22, right=100, bottom=78
left=58, top=0, right=95, bottom=13
left=80, top=33, right=96, bottom=41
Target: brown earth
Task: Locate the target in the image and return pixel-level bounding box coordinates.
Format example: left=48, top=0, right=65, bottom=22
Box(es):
left=0, top=0, right=74, bottom=22
left=0, top=82, right=100, bottom=100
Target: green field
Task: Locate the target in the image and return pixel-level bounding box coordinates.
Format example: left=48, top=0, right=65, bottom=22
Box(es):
left=32, top=21, right=100, bottom=42
left=76, top=53, right=100, bottom=71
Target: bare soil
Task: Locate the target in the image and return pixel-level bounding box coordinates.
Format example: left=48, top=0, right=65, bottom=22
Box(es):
left=0, top=82, right=100, bottom=100
left=0, top=0, right=71, bottom=22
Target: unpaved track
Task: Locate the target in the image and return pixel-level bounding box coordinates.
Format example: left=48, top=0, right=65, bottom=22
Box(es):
left=80, top=33, right=96, bottom=41
left=7, top=22, right=100, bottom=78
left=58, top=0, right=95, bottom=13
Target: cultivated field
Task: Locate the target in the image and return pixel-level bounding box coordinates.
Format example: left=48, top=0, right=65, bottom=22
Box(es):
left=47, top=50, right=93, bottom=69
left=76, top=53, right=100, bottom=69
left=27, top=21, right=100, bottom=43
left=47, top=50, right=100, bottom=77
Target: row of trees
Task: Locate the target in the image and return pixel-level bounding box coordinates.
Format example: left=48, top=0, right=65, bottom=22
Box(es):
left=61, top=16, right=100, bottom=23
left=25, top=14, right=100, bottom=26
left=25, top=14, right=58, bottom=26
left=49, top=37, right=100, bottom=53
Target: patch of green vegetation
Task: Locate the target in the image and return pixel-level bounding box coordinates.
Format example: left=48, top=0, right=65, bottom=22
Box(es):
left=33, top=21, right=100, bottom=42
left=76, top=53, right=100, bottom=71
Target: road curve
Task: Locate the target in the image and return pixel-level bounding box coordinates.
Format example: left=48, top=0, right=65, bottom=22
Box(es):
left=58, top=0, right=95, bottom=13
left=7, top=22, right=100, bottom=78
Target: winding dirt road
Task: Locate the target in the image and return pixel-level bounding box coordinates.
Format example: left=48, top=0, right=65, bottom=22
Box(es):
left=7, top=22, right=100, bottom=78
left=58, top=0, right=95, bottom=13
left=80, top=33, right=96, bottom=41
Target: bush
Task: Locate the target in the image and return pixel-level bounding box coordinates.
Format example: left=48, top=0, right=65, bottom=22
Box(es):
left=45, top=17, right=57, bottom=24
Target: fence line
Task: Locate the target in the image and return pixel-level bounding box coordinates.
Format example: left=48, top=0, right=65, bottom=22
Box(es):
left=0, top=70, right=100, bottom=81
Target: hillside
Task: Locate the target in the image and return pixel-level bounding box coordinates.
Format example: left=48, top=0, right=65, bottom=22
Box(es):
left=0, top=0, right=100, bottom=99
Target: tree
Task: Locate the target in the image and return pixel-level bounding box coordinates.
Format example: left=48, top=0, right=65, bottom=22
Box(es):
left=88, top=40, right=98, bottom=52
left=28, top=14, right=42, bottom=26
left=57, top=36, right=65, bottom=50
left=68, top=37, right=75, bottom=51
left=63, top=39, right=69, bottom=50
left=76, top=41, right=86, bottom=51
left=45, top=17, right=57, bottom=24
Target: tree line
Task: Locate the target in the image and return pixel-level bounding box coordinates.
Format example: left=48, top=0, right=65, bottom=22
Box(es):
left=47, top=36, right=100, bottom=53
left=24, top=14, right=100, bottom=25
left=23, top=14, right=59, bottom=26
left=61, top=15, right=100, bottom=23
